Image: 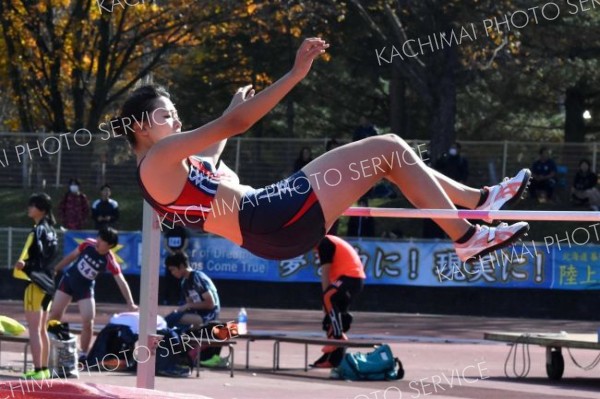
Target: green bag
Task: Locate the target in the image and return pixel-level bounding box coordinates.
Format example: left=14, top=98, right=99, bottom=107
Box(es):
left=334, top=344, right=404, bottom=381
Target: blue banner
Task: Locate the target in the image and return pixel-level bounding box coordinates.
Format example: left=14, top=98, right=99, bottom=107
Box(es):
left=63, top=232, right=600, bottom=289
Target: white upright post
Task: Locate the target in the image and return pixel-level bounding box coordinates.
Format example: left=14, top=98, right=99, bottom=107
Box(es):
left=136, top=201, right=161, bottom=389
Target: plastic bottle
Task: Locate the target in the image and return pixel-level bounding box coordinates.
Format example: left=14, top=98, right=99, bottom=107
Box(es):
left=238, top=307, right=248, bottom=335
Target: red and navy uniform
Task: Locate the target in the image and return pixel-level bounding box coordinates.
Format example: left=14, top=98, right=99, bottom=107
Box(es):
left=58, top=239, right=121, bottom=301
left=138, top=157, right=235, bottom=231
left=138, top=156, right=327, bottom=260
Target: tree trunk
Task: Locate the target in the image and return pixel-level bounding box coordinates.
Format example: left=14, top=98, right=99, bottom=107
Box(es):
left=390, top=66, right=409, bottom=136
left=428, top=47, right=458, bottom=162
left=564, top=85, right=586, bottom=142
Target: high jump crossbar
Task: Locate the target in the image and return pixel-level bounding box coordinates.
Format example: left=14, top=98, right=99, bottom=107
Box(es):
left=343, top=207, right=600, bottom=222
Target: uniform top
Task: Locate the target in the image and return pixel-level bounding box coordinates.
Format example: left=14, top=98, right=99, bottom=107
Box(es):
left=138, top=156, right=238, bottom=232
left=181, top=270, right=220, bottom=311
left=317, top=235, right=366, bottom=283
left=67, top=238, right=121, bottom=281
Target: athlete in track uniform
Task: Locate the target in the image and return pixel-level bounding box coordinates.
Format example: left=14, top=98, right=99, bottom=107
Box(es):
left=13, top=193, right=58, bottom=380
left=48, top=227, right=137, bottom=359
left=164, top=252, right=221, bottom=329
left=117, top=37, right=531, bottom=263
left=312, top=235, right=366, bottom=368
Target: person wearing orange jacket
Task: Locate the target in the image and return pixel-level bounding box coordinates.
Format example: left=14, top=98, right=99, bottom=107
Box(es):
left=311, top=235, right=366, bottom=368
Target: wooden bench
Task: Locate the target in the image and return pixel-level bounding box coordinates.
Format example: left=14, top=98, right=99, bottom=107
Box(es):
left=0, top=334, right=29, bottom=372
left=272, top=336, right=384, bottom=372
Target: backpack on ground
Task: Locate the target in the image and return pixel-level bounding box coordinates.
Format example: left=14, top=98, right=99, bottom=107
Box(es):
left=333, top=344, right=404, bottom=381
left=86, top=323, right=137, bottom=371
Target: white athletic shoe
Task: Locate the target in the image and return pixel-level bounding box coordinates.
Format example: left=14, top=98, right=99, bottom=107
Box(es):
left=454, top=222, right=530, bottom=262
left=476, top=168, right=532, bottom=223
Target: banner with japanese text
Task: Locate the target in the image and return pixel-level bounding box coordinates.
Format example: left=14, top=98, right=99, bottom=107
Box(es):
left=63, top=232, right=600, bottom=289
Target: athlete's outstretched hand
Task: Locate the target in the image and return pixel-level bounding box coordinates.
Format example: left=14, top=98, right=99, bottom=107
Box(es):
left=291, top=37, right=329, bottom=81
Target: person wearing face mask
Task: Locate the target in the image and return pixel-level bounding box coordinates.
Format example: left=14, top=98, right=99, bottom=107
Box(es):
left=59, top=178, right=90, bottom=230
left=434, top=142, right=469, bottom=185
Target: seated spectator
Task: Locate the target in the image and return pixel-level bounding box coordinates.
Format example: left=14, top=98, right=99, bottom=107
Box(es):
left=530, top=147, right=557, bottom=203
left=435, top=142, right=469, bottom=184
left=572, top=159, right=600, bottom=211
left=352, top=116, right=378, bottom=142
left=91, top=184, right=119, bottom=230
left=293, top=147, right=313, bottom=172
left=325, top=138, right=340, bottom=152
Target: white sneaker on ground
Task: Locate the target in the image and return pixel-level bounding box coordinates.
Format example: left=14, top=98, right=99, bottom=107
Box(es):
left=477, top=168, right=531, bottom=223
left=454, top=222, right=530, bottom=262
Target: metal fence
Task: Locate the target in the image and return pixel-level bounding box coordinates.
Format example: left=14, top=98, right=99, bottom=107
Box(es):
left=0, top=132, right=596, bottom=192
left=0, top=227, right=66, bottom=270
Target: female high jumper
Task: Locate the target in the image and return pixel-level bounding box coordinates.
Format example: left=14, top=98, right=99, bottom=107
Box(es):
left=115, top=38, right=530, bottom=262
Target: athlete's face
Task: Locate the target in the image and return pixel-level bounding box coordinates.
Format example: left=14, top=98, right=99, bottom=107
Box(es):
left=144, top=96, right=181, bottom=143
left=27, top=205, right=45, bottom=221
left=168, top=265, right=184, bottom=279
left=95, top=237, right=114, bottom=255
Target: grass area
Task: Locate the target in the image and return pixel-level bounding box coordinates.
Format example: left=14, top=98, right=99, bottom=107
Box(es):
left=0, top=187, right=591, bottom=243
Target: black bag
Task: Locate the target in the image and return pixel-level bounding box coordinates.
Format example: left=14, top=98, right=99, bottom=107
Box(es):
left=86, top=324, right=137, bottom=371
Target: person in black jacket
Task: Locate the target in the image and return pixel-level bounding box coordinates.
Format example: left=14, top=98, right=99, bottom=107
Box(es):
left=91, top=184, right=120, bottom=230
left=13, top=193, right=58, bottom=380
left=572, top=159, right=600, bottom=210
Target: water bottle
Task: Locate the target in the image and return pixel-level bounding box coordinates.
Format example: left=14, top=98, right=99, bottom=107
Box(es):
left=238, top=307, right=248, bottom=335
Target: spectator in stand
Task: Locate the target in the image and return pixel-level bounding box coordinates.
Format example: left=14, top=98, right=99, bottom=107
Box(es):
left=434, top=142, right=469, bottom=184
left=352, top=116, right=378, bottom=142
left=572, top=159, right=600, bottom=211
left=59, top=178, right=90, bottom=230
left=530, top=147, right=557, bottom=203
left=293, top=146, right=313, bottom=172
left=325, top=138, right=340, bottom=152
left=91, top=184, right=120, bottom=230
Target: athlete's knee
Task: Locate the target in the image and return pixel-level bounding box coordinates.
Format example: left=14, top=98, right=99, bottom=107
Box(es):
left=82, top=319, right=94, bottom=327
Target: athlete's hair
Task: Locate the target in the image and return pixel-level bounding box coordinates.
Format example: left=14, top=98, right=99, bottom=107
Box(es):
left=98, top=226, right=119, bottom=247
left=114, top=84, right=171, bottom=148
left=28, top=192, right=56, bottom=226
left=165, top=252, right=189, bottom=269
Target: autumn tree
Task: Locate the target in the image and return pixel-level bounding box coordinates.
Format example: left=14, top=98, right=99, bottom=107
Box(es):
left=0, top=0, right=229, bottom=182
